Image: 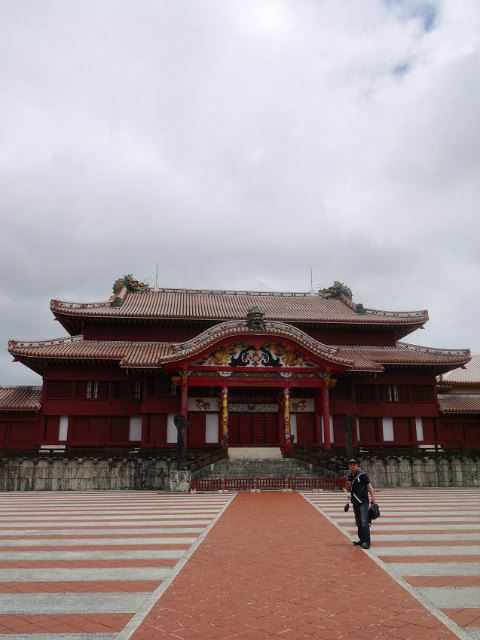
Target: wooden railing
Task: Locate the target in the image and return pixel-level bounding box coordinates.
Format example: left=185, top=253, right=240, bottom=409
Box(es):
left=191, top=476, right=348, bottom=492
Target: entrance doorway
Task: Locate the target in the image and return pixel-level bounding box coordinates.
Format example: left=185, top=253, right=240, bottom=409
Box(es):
left=229, top=412, right=278, bottom=446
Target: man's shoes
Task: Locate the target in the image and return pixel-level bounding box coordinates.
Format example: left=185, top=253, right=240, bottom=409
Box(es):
left=360, top=542, right=371, bottom=549
left=352, top=540, right=362, bottom=546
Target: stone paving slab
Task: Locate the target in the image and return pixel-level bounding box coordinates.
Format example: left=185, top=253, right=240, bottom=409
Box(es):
left=0, top=567, right=174, bottom=582
left=0, top=537, right=198, bottom=546
left=418, top=588, right=480, bottom=609
left=0, top=635, right=118, bottom=640
left=0, top=550, right=187, bottom=560
left=0, top=592, right=149, bottom=615
left=386, top=563, right=480, bottom=577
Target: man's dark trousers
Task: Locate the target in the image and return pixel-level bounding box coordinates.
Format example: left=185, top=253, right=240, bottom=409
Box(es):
left=353, top=502, right=370, bottom=545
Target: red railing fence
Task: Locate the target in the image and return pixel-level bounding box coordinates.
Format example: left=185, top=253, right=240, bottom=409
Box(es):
left=190, top=476, right=347, bottom=492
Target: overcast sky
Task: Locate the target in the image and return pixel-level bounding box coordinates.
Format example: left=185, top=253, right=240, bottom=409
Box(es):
left=0, top=0, right=478, bottom=385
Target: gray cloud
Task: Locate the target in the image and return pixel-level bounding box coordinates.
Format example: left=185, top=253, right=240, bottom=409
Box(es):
left=0, top=0, right=478, bottom=385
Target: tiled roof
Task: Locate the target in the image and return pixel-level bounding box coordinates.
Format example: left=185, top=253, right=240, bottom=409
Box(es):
left=439, top=354, right=480, bottom=385
left=50, top=288, right=429, bottom=326
left=438, top=394, right=480, bottom=414
left=8, top=336, right=172, bottom=369
left=0, top=386, right=41, bottom=412
left=8, top=320, right=470, bottom=373
left=341, top=343, right=471, bottom=368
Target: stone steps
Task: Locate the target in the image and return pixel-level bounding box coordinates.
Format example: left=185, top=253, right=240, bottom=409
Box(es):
left=195, top=456, right=323, bottom=479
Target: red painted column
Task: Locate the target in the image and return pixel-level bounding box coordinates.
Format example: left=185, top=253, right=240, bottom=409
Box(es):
left=434, top=416, right=444, bottom=451
left=141, top=414, right=150, bottom=448
left=283, top=386, right=291, bottom=452
left=278, top=392, right=285, bottom=448
left=220, top=385, right=229, bottom=450
left=314, top=390, right=323, bottom=447
left=322, top=382, right=331, bottom=449
left=180, top=373, right=189, bottom=417
left=353, top=416, right=359, bottom=448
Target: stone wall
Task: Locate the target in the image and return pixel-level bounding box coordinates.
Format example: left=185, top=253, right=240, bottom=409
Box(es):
left=0, top=453, right=478, bottom=491
left=357, top=455, right=480, bottom=488
left=0, top=456, right=171, bottom=491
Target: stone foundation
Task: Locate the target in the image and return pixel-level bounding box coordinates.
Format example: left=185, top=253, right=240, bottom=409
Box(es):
left=0, top=456, right=171, bottom=491
left=357, top=454, right=480, bottom=488
left=0, top=453, right=478, bottom=491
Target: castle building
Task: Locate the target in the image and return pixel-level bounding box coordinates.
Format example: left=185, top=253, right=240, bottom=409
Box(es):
left=437, top=354, right=480, bottom=449
left=1, top=277, right=477, bottom=453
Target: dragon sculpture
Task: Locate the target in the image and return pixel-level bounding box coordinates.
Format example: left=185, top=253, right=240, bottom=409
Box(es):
left=318, top=281, right=353, bottom=300
left=112, top=274, right=149, bottom=295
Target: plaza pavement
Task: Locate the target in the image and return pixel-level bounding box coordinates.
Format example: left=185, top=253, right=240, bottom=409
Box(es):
left=0, top=491, right=233, bottom=638
left=304, top=488, right=480, bottom=639
left=0, top=488, right=478, bottom=639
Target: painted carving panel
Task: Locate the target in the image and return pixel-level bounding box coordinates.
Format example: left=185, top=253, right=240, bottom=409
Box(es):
left=194, top=343, right=317, bottom=368
left=187, top=397, right=220, bottom=412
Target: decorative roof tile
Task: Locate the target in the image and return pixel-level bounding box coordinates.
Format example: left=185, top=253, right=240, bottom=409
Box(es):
left=0, top=386, right=41, bottom=412
left=341, top=343, right=471, bottom=367
left=50, top=287, right=429, bottom=326
left=8, top=336, right=172, bottom=368
left=438, top=394, right=480, bottom=414
left=8, top=321, right=470, bottom=373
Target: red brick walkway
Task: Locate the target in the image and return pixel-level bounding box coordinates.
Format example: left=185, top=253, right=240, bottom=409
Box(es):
left=131, top=493, right=459, bottom=640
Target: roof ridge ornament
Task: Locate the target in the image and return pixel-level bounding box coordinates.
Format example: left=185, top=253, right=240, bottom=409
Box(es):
left=318, top=281, right=353, bottom=301
left=111, top=274, right=150, bottom=307
left=246, top=306, right=266, bottom=331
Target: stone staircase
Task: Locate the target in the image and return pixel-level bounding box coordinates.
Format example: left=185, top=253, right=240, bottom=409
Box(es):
left=194, top=455, right=333, bottom=480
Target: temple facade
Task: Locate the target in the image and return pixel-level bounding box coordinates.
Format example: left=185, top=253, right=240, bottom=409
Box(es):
left=1, top=276, right=477, bottom=453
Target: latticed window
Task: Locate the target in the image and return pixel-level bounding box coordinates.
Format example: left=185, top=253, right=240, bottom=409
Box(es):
left=410, top=385, right=435, bottom=402
left=149, top=375, right=174, bottom=397
left=75, top=381, right=109, bottom=400
left=388, top=385, right=399, bottom=402
left=329, top=378, right=351, bottom=399
left=113, top=381, right=142, bottom=400
left=397, top=385, right=410, bottom=402
left=356, top=384, right=407, bottom=402
left=355, top=384, right=377, bottom=402
left=46, top=381, right=73, bottom=400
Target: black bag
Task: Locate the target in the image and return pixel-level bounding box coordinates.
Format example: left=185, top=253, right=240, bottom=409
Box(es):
left=368, top=503, right=380, bottom=521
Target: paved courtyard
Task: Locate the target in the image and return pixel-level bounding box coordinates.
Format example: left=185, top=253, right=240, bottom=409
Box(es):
left=0, top=488, right=477, bottom=639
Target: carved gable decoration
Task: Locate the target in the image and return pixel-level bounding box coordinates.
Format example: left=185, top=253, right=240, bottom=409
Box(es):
left=194, top=343, right=317, bottom=368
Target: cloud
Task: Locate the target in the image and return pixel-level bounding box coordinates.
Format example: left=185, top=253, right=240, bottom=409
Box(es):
left=0, top=0, right=478, bottom=384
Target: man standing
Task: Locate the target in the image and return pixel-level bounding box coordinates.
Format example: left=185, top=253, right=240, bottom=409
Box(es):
left=347, top=459, right=376, bottom=549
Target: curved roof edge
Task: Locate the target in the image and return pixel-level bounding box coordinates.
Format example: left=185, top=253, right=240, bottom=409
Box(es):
left=160, top=319, right=357, bottom=367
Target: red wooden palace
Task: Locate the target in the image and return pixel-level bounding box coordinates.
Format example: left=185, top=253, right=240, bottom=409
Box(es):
left=1, top=277, right=477, bottom=453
